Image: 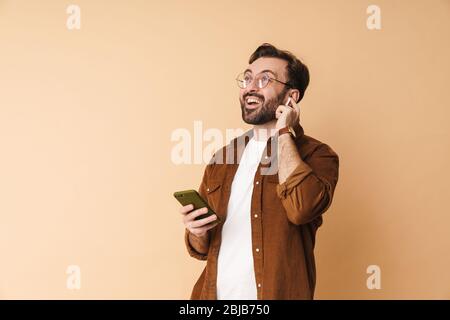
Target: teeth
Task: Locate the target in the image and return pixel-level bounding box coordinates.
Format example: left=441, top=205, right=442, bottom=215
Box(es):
left=246, top=97, right=262, bottom=104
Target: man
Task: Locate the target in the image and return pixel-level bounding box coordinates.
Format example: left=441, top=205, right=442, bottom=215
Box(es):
left=179, top=43, right=339, bottom=300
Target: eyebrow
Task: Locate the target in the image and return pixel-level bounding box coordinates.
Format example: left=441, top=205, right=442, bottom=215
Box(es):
left=244, top=69, right=278, bottom=78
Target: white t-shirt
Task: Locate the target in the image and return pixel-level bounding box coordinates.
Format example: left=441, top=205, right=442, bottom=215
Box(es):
left=216, top=136, right=268, bottom=300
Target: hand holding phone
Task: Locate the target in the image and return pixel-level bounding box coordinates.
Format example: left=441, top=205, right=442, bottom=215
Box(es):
left=175, top=190, right=220, bottom=238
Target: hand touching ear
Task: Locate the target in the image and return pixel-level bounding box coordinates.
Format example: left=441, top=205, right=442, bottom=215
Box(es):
left=275, top=97, right=300, bottom=130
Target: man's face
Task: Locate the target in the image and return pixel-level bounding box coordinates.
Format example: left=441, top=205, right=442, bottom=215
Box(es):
left=239, top=57, right=290, bottom=125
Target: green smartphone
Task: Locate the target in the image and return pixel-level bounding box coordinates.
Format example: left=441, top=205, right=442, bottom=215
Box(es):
left=173, top=189, right=221, bottom=223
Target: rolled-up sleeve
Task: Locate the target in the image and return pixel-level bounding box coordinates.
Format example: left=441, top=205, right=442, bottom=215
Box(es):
left=276, top=143, right=339, bottom=225
left=185, top=229, right=209, bottom=260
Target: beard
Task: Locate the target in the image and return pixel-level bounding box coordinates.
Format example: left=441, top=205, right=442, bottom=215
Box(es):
left=240, top=88, right=289, bottom=125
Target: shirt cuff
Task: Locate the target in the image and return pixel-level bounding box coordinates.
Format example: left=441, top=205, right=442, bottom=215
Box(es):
left=185, top=229, right=208, bottom=261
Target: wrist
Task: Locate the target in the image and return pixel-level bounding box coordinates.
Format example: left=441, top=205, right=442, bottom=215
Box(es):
left=190, top=230, right=209, bottom=241
left=278, top=126, right=296, bottom=139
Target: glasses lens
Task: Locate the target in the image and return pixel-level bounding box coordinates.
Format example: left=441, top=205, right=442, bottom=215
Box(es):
left=257, top=74, right=270, bottom=89
left=236, top=73, right=251, bottom=89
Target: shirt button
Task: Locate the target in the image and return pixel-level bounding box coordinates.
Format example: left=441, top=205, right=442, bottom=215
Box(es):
left=258, top=283, right=261, bottom=288
left=254, top=214, right=258, bottom=218
left=255, top=181, right=259, bottom=185
left=206, top=188, right=210, bottom=192
left=265, top=156, right=269, bottom=159
left=256, top=248, right=260, bottom=252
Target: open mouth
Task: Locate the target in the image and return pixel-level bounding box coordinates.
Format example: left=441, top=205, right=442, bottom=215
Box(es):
left=245, top=96, right=263, bottom=109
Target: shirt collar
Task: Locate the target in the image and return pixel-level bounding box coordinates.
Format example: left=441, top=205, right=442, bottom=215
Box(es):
left=227, top=122, right=305, bottom=165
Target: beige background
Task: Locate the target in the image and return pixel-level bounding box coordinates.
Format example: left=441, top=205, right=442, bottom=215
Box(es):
left=0, top=0, right=449, bottom=299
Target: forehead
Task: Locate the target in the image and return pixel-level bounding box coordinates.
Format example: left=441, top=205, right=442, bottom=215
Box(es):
left=246, top=57, right=288, bottom=79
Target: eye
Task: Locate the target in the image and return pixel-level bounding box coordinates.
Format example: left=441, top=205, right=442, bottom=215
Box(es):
left=244, top=74, right=252, bottom=82
left=257, top=78, right=264, bottom=88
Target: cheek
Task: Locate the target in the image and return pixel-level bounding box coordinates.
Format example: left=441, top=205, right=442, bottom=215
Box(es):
left=261, top=88, right=275, bottom=101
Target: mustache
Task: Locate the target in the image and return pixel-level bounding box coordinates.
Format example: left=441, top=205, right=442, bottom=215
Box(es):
left=243, top=93, right=265, bottom=101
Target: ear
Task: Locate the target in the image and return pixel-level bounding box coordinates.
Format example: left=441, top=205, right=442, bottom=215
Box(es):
left=289, top=89, right=301, bottom=103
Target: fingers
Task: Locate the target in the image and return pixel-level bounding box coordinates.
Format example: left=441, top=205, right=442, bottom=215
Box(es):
left=291, top=98, right=300, bottom=115
left=276, top=100, right=300, bottom=123
left=189, top=221, right=219, bottom=237
left=180, top=204, right=220, bottom=237
left=275, top=105, right=290, bottom=119
left=179, top=204, right=194, bottom=215
left=184, top=207, right=208, bottom=221
left=202, top=221, right=219, bottom=232
left=183, top=206, right=215, bottom=226
left=185, top=212, right=219, bottom=237
left=189, top=214, right=218, bottom=229
left=277, top=105, right=291, bottom=113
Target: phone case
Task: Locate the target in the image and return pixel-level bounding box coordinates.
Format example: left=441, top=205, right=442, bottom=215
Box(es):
left=173, top=189, right=221, bottom=223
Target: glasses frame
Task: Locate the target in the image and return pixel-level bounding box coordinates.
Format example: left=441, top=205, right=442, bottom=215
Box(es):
left=236, top=72, right=291, bottom=89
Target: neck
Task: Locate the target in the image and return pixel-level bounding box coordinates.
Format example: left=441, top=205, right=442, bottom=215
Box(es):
left=252, top=120, right=277, bottom=141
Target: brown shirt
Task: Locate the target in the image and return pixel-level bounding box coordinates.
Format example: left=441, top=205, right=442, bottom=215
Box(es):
left=184, top=123, right=339, bottom=300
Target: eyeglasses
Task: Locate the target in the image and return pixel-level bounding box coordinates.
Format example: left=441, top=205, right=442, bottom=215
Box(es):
left=236, top=72, right=290, bottom=89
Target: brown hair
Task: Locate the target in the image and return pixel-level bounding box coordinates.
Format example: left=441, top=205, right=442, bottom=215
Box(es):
left=249, top=43, right=310, bottom=102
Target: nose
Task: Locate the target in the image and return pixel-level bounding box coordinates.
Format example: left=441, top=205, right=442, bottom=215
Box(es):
left=244, top=78, right=260, bottom=96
